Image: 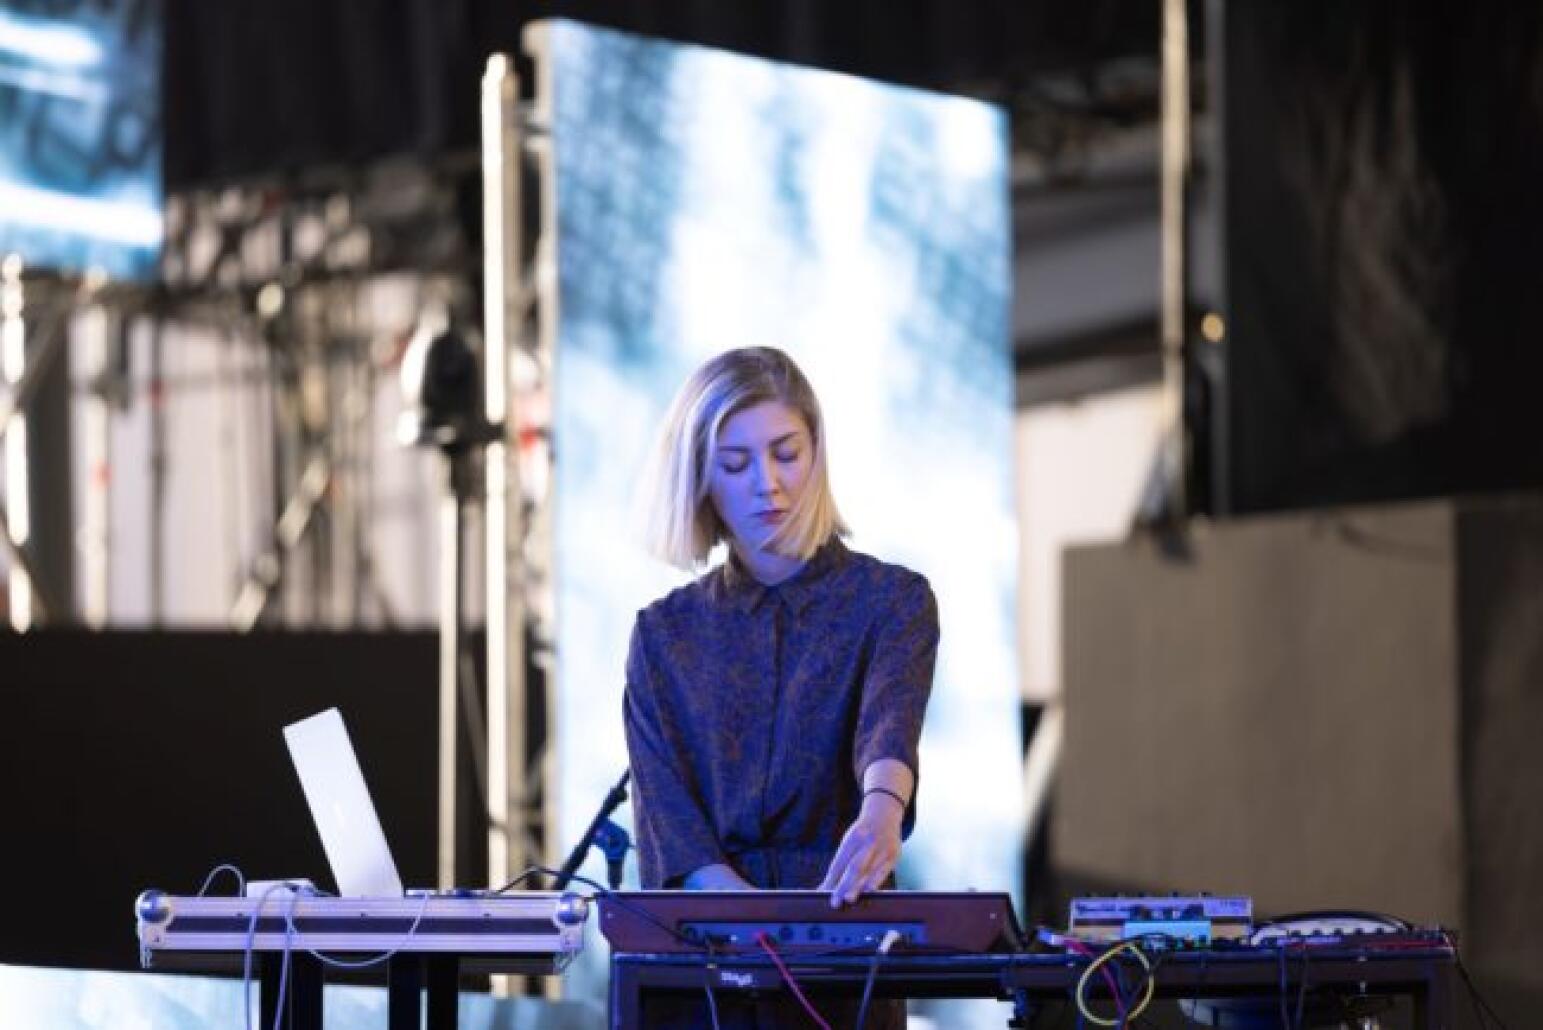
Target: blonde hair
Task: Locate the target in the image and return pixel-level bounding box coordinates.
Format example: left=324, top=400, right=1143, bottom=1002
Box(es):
left=640, top=347, right=848, bottom=569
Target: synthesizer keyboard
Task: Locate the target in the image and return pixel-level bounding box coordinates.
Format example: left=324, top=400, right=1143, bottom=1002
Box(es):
left=598, top=889, right=1023, bottom=954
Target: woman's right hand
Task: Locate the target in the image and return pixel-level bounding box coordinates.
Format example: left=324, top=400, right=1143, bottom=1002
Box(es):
left=682, top=862, right=754, bottom=890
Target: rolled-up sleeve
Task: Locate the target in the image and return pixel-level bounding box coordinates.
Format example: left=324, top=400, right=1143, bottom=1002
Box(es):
left=852, top=574, right=939, bottom=834
left=622, top=614, right=727, bottom=888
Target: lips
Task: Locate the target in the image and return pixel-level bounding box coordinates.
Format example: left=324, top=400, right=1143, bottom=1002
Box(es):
left=753, top=510, right=788, bottom=524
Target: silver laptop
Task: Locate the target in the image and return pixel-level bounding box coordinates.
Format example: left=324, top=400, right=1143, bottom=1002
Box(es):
left=283, top=708, right=405, bottom=898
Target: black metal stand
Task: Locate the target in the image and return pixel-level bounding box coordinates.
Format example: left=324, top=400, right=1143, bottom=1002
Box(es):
left=255, top=953, right=466, bottom=1030
left=397, top=320, right=503, bottom=891
left=553, top=769, right=632, bottom=890
left=259, top=952, right=324, bottom=1030
left=607, top=948, right=1457, bottom=1030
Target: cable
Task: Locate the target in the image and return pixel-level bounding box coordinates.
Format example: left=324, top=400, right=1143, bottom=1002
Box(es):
left=236, top=880, right=436, bottom=1030
left=1116, top=949, right=1156, bottom=1029
left=1176, top=947, right=1208, bottom=1029
left=701, top=957, right=723, bottom=1030
left=271, top=887, right=304, bottom=1030
left=1142, top=950, right=1187, bottom=1029
left=1457, top=954, right=1493, bottom=1030
left=209, top=864, right=584, bottom=1027
left=1291, top=945, right=1310, bottom=1030
left=1075, top=942, right=1154, bottom=1028
left=594, top=894, right=703, bottom=950
left=1276, top=943, right=1289, bottom=1030
left=175, top=862, right=252, bottom=1008
left=548, top=869, right=608, bottom=894
left=855, top=958, right=881, bottom=1030
left=504, top=865, right=714, bottom=954
left=1453, top=943, right=1511, bottom=1030
left=492, top=865, right=546, bottom=892
left=242, top=881, right=302, bottom=1030
left=287, top=887, right=435, bottom=970
left=855, top=929, right=902, bottom=1030
left=1064, top=938, right=1126, bottom=1024
left=755, top=931, right=833, bottom=1030
left=196, top=863, right=247, bottom=898
left=1124, top=933, right=1180, bottom=1028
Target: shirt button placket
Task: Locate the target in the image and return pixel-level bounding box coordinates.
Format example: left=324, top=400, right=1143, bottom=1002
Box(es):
left=754, top=599, right=783, bottom=873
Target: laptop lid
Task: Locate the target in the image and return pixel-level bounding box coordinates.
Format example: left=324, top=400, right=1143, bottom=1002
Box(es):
left=283, top=708, right=404, bottom=898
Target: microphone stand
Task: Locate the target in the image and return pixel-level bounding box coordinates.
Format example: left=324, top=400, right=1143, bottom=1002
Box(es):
left=553, top=769, right=632, bottom=890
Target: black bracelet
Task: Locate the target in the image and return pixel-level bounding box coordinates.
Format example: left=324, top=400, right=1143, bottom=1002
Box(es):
left=864, top=786, right=908, bottom=809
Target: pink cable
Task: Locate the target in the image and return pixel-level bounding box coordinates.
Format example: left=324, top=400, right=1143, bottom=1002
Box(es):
left=754, top=932, right=833, bottom=1030
left=1064, top=938, right=1127, bottom=1019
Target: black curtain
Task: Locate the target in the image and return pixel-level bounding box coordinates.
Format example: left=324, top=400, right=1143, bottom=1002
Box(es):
left=164, top=0, right=487, bottom=187
left=164, top=0, right=1161, bottom=189
left=1221, top=0, right=1543, bottom=514
left=0, top=631, right=447, bottom=971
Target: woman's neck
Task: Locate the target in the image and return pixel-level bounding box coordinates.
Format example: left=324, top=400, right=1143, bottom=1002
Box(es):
left=733, top=543, right=806, bottom=586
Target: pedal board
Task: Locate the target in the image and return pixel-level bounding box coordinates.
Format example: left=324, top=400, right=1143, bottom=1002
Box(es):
left=1069, top=895, right=1252, bottom=945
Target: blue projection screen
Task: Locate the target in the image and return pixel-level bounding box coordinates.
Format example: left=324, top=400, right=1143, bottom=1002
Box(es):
left=0, top=2, right=162, bottom=280
left=541, top=19, right=1020, bottom=1020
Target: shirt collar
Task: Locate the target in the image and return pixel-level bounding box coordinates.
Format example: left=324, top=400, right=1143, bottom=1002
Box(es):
left=718, top=536, right=848, bottom=615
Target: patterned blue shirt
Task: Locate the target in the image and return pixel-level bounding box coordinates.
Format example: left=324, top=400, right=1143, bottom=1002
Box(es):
left=623, top=537, right=939, bottom=889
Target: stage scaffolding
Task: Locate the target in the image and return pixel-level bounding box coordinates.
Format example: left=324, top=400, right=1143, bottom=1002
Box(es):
left=0, top=163, right=484, bottom=629
left=480, top=40, right=559, bottom=955
left=0, top=151, right=559, bottom=911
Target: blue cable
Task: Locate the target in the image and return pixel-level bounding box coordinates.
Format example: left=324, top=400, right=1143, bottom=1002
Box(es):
left=1276, top=943, right=1289, bottom=1030
left=206, top=865, right=444, bottom=1025
left=269, top=886, right=306, bottom=1030
left=243, top=881, right=301, bottom=1030
left=702, top=961, right=722, bottom=1030
left=188, top=862, right=256, bottom=1028
left=196, top=863, right=247, bottom=898
left=285, top=886, right=435, bottom=970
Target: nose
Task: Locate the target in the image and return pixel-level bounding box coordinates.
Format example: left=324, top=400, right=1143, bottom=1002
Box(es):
left=752, top=455, right=781, bottom=496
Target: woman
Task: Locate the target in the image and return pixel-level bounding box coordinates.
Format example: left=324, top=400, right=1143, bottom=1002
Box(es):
left=623, top=346, right=938, bottom=1027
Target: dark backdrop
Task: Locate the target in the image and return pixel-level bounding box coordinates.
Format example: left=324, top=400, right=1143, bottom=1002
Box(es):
left=162, top=0, right=1164, bottom=188
left=1220, top=0, right=1543, bottom=513
left=0, top=630, right=477, bottom=972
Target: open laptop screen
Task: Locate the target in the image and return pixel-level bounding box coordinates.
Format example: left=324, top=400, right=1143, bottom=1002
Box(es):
left=283, top=708, right=404, bottom=898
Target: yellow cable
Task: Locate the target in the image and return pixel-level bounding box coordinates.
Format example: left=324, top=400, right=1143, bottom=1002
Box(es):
left=1074, top=941, right=1156, bottom=1027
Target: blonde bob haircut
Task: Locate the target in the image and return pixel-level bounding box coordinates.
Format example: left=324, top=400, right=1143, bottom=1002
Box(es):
left=640, top=346, right=848, bottom=570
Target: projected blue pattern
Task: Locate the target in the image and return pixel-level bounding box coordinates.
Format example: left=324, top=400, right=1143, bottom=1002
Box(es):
left=0, top=2, right=162, bottom=280
left=544, top=20, right=1018, bottom=1025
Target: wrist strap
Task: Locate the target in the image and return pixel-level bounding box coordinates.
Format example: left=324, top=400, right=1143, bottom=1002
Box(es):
left=864, top=786, right=908, bottom=809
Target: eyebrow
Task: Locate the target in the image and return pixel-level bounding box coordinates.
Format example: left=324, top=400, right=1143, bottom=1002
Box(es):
left=716, top=431, right=803, bottom=454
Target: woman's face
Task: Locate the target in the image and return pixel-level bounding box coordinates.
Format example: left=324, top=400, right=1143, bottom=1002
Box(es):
left=708, top=400, right=813, bottom=554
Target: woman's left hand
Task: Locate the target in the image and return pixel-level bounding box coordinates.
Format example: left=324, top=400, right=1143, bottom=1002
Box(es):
left=817, top=791, right=905, bottom=908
